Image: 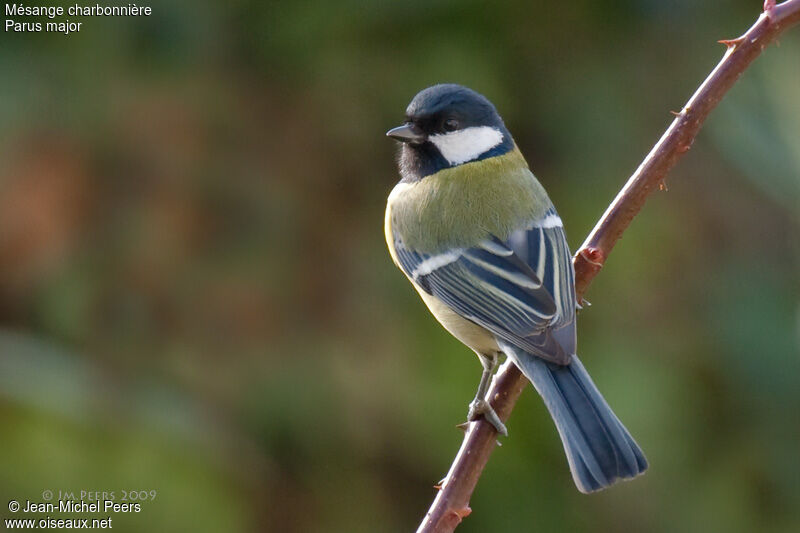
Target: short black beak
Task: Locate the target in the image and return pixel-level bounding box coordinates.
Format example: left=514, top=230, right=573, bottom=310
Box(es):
left=386, top=124, right=427, bottom=144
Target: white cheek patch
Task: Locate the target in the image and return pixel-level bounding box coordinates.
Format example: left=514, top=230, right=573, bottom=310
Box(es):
left=429, top=126, right=504, bottom=166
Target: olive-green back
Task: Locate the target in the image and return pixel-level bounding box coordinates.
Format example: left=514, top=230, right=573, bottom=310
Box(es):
left=388, top=148, right=552, bottom=252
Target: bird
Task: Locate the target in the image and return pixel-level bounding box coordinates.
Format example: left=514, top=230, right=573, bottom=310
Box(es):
left=384, top=84, right=647, bottom=493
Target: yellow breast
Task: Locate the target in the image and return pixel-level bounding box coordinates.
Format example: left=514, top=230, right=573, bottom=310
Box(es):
left=385, top=183, right=499, bottom=356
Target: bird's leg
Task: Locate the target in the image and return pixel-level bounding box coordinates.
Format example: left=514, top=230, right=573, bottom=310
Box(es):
left=466, top=352, right=508, bottom=436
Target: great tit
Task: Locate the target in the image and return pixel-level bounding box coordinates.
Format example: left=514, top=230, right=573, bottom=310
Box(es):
left=384, top=84, right=647, bottom=493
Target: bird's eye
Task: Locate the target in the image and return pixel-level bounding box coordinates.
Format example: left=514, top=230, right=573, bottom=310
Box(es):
left=443, top=118, right=459, bottom=132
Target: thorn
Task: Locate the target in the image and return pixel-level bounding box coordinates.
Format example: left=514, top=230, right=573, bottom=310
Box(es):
left=456, top=422, right=470, bottom=433
left=434, top=477, right=446, bottom=490
left=718, top=38, right=743, bottom=48
left=659, top=180, right=669, bottom=192
left=669, top=110, right=681, bottom=117
left=678, top=144, right=691, bottom=153
left=580, top=247, right=605, bottom=267
left=496, top=439, right=503, bottom=447
left=447, top=507, right=472, bottom=522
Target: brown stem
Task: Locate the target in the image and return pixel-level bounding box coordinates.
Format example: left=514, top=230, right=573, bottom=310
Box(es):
left=417, top=2, right=800, bottom=532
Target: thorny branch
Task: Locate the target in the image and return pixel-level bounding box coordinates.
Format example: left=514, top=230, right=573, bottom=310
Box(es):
left=417, top=2, right=800, bottom=532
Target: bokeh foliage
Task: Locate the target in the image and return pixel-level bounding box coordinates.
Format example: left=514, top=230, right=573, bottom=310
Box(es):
left=0, top=1, right=798, bottom=531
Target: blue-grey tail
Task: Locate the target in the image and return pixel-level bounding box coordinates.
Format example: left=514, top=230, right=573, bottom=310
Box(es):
left=505, top=345, right=647, bottom=492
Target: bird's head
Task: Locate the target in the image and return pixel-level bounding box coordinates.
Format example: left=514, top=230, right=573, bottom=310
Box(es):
left=387, top=84, right=514, bottom=181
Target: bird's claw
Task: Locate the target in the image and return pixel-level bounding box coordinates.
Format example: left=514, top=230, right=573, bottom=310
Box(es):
left=467, top=398, right=508, bottom=436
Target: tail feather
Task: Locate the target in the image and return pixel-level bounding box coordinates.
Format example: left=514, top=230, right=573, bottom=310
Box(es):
left=500, top=342, right=647, bottom=492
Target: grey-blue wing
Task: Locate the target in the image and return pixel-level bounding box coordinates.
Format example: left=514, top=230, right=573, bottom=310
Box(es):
left=506, top=207, right=577, bottom=355
left=393, top=207, right=577, bottom=364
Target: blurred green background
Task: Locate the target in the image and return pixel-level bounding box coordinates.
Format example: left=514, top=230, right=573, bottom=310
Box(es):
left=1, top=1, right=798, bottom=532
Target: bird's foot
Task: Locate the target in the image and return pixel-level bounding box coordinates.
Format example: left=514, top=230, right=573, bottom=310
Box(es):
left=467, top=398, right=508, bottom=436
